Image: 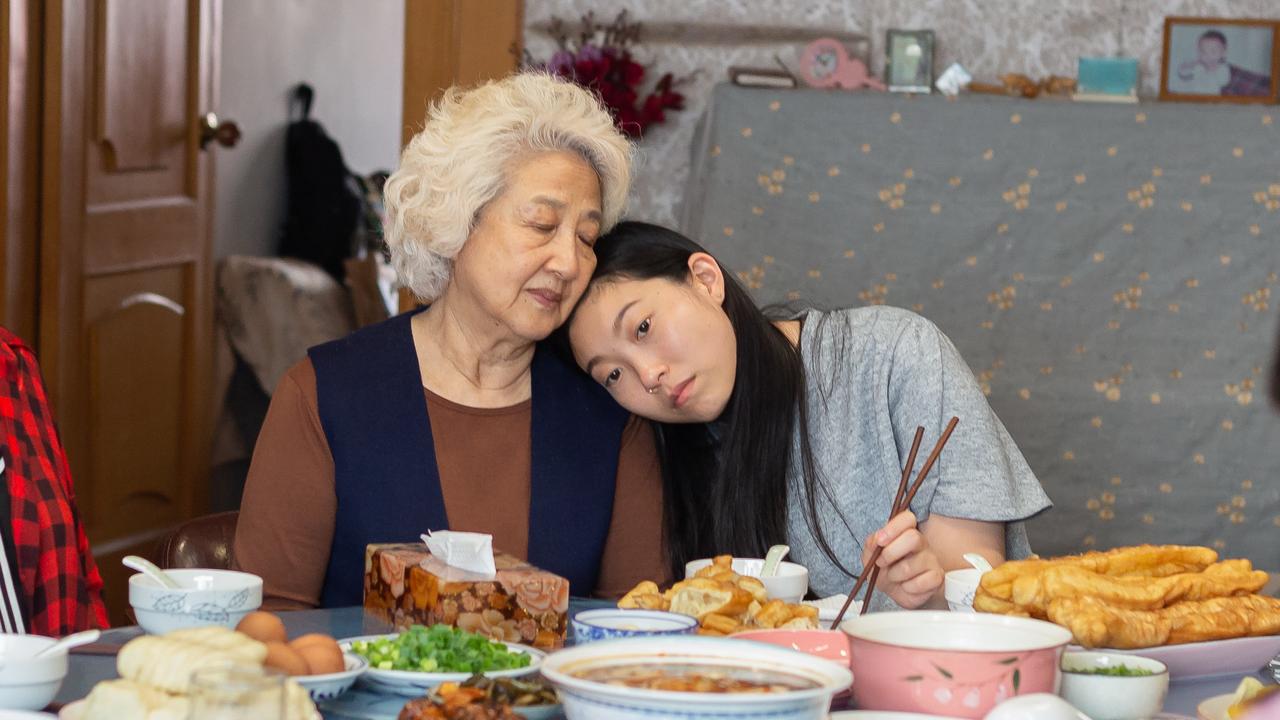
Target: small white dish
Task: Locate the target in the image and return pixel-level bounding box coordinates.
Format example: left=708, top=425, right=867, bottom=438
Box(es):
left=1086, top=635, right=1280, bottom=680
left=294, top=652, right=367, bottom=702
left=982, top=693, right=1090, bottom=720
left=801, top=594, right=862, bottom=624
left=1060, top=651, right=1168, bottom=720
left=339, top=634, right=544, bottom=697
left=684, top=558, right=809, bottom=603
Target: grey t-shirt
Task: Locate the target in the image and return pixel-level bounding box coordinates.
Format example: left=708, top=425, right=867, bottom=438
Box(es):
left=785, top=306, right=1052, bottom=609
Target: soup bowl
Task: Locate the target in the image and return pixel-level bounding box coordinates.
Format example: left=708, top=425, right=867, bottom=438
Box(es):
left=129, top=568, right=262, bottom=635
left=540, top=635, right=852, bottom=720
left=839, top=611, right=1072, bottom=719
left=0, top=634, right=68, bottom=710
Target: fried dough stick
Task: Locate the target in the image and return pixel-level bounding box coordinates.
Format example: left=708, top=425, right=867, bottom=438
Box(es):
left=1011, top=560, right=1267, bottom=615
left=979, top=545, right=1219, bottom=601
left=1048, top=594, right=1280, bottom=648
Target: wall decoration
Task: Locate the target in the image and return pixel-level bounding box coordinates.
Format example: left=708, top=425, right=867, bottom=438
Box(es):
left=1159, top=17, right=1279, bottom=103
left=529, top=11, right=686, bottom=138
left=798, top=38, right=885, bottom=90
left=885, top=29, right=936, bottom=93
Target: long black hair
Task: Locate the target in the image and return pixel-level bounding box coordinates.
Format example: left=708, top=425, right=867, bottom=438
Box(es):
left=573, top=221, right=854, bottom=580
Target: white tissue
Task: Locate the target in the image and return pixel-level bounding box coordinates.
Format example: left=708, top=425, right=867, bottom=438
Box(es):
left=421, top=530, right=497, bottom=577
left=935, top=62, right=973, bottom=96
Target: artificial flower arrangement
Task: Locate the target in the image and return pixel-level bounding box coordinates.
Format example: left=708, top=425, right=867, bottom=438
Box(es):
left=528, top=11, right=685, bottom=139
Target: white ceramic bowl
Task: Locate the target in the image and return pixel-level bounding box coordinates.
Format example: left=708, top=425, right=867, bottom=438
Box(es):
left=944, top=568, right=983, bottom=613
left=572, top=609, right=698, bottom=644
left=294, top=652, right=367, bottom=702
left=541, top=635, right=852, bottom=720
left=1059, top=651, right=1169, bottom=720
left=684, top=558, right=809, bottom=603
left=0, top=634, right=68, bottom=711
left=983, top=693, right=1091, bottom=720
left=128, top=568, right=262, bottom=634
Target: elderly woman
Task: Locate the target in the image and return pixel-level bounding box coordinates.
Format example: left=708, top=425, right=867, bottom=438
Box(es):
left=233, top=73, right=666, bottom=608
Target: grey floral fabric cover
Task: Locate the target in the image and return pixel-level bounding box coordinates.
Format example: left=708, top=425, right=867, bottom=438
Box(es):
left=682, top=83, right=1279, bottom=567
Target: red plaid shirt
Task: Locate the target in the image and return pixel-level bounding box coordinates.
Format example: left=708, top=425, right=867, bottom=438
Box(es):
left=0, top=327, right=108, bottom=635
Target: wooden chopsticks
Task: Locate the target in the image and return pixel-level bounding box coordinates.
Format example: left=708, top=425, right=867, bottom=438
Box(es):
left=830, top=417, right=959, bottom=628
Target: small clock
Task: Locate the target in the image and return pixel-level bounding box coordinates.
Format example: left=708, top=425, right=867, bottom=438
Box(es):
left=798, top=38, right=885, bottom=91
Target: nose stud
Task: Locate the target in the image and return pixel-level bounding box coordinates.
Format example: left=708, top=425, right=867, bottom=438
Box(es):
left=646, top=386, right=659, bottom=394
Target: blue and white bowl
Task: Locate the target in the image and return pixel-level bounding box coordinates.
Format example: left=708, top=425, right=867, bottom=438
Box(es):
left=128, top=568, right=262, bottom=635
left=295, top=652, right=368, bottom=702
left=571, top=609, right=698, bottom=645
left=541, top=635, right=852, bottom=720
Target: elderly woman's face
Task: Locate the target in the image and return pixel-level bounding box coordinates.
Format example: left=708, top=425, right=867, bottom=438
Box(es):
left=452, top=150, right=604, bottom=342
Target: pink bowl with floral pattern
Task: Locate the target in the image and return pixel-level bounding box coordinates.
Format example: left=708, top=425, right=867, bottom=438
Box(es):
left=839, top=611, right=1072, bottom=719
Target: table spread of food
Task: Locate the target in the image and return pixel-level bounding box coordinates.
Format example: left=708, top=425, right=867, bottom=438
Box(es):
left=8, top=543, right=1279, bottom=720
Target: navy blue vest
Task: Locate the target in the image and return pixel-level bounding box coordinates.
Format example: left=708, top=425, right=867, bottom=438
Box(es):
left=308, top=310, right=628, bottom=607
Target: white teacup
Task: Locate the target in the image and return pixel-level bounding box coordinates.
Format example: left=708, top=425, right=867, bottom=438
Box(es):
left=944, top=568, right=983, bottom=612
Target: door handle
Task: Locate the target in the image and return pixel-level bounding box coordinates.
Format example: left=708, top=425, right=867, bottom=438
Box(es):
left=199, top=112, right=241, bottom=150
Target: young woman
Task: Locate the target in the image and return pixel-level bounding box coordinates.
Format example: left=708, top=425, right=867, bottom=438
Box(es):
left=565, top=222, right=1051, bottom=610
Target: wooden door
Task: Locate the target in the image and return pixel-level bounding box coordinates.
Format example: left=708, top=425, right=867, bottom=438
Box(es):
left=40, top=0, right=220, bottom=624
left=2, top=0, right=41, bottom=339
left=399, top=0, right=522, bottom=310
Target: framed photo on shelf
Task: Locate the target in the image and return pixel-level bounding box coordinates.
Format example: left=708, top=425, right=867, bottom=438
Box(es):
left=1159, top=17, right=1280, bottom=104
left=884, top=29, right=935, bottom=93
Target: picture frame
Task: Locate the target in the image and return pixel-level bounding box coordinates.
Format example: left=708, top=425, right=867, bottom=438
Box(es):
left=1159, top=17, right=1280, bottom=104
left=884, top=29, right=935, bottom=93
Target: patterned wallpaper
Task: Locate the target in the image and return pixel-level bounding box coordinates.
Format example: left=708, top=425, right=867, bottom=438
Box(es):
left=523, top=0, right=1280, bottom=227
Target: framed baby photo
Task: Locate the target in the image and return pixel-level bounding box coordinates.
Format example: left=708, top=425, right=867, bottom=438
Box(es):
left=884, top=29, right=935, bottom=93
left=1159, top=17, right=1280, bottom=104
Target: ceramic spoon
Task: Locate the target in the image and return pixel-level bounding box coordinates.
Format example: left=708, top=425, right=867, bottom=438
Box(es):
left=122, top=555, right=182, bottom=589
left=33, top=629, right=101, bottom=658
left=761, top=544, right=791, bottom=577
left=963, top=552, right=994, bottom=573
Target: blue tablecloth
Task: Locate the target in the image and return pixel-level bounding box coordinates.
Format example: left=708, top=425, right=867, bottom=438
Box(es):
left=55, top=603, right=1252, bottom=718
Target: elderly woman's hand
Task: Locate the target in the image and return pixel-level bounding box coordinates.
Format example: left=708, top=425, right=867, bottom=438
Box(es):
left=860, top=510, right=945, bottom=609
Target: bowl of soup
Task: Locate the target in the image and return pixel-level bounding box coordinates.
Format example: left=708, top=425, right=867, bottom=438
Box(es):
left=839, top=611, right=1073, bottom=719
left=540, top=635, right=852, bottom=719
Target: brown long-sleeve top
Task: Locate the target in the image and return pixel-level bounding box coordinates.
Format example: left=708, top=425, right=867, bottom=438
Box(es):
left=233, top=359, right=669, bottom=609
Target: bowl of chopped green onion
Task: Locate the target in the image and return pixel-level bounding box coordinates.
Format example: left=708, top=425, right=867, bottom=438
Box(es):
left=340, top=624, right=545, bottom=696
left=1060, top=651, right=1168, bottom=720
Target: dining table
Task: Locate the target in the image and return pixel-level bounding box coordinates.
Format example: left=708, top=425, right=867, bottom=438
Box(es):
left=52, top=600, right=1265, bottom=719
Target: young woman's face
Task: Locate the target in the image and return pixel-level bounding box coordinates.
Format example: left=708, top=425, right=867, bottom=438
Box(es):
left=568, top=255, right=738, bottom=423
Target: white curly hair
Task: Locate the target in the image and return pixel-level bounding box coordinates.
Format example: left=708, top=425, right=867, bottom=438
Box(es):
left=383, top=72, right=634, bottom=302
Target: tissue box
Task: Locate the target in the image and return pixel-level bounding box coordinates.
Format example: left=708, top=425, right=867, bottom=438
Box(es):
left=363, top=543, right=570, bottom=649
